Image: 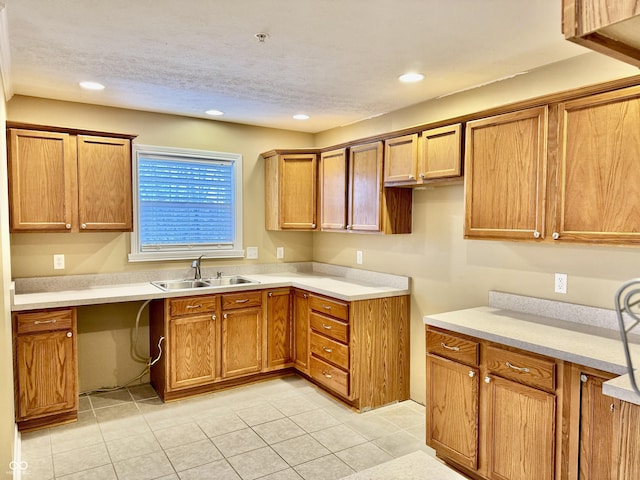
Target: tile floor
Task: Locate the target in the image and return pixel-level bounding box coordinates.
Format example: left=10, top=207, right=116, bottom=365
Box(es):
left=19, top=376, right=435, bottom=480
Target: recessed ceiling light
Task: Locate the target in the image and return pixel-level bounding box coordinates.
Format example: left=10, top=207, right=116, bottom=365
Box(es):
left=205, top=109, right=224, bottom=116
left=293, top=114, right=310, bottom=120
left=79, top=81, right=105, bottom=90
left=398, top=73, right=424, bottom=83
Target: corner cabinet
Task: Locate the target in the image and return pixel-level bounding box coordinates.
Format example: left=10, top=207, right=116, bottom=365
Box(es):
left=263, top=150, right=317, bottom=231
left=13, top=308, right=78, bottom=432
left=7, top=124, right=135, bottom=233
left=265, top=288, right=293, bottom=370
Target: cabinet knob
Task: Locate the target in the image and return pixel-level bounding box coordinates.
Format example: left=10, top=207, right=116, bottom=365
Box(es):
left=420, top=173, right=426, bottom=179
left=311, top=223, right=316, bottom=229
left=533, top=231, right=540, bottom=239
left=552, top=232, right=560, bottom=240
left=610, top=403, right=615, bottom=413
left=223, top=313, right=228, bottom=319
left=65, top=224, right=71, bottom=230
left=484, top=376, right=492, bottom=384
left=408, top=175, right=415, bottom=180
left=346, top=225, right=351, bottom=230
left=81, top=223, right=87, bottom=230
left=468, top=371, right=476, bottom=378
left=580, top=374, right=588, bottom=383
left=211, top=314, right=216, bottom=321
left=66, top=332, right=72, bottom=338
left=303, top=293, right=308, bottom=299
left=268, top=292, right=273, bottom=297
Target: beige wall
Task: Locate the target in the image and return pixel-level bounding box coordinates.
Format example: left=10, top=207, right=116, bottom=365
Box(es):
left=1, top=86, right=16, bottom=474
left=313, top=52, right=640, bottom=403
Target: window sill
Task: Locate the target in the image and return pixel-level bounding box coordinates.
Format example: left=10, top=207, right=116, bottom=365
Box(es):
left=128, top=250, right=245, bottom=262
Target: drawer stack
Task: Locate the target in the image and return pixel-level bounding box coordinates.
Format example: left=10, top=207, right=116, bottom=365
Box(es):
left=308, top=294, right=350, bottom=397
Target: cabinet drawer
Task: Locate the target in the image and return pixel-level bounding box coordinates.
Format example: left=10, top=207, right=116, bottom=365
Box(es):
left=426, top=328, right=479, bottom=367
left=170, top=296, right=218, bottom=316
left=15, top=309, right=74, bottom=334
left=221, top=291, right=262, bottom=310
left=310, top=312, right=348, bottom=343
left=310, top=332, right=349, bottom=369
left=310, top=356, right=349, bottom=397
left=485, top=345, right=556, bottom=391
left=309, top=294, right=349, bottom=321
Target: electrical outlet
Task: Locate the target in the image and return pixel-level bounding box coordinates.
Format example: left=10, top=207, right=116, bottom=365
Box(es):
left=246, top=247, right=258, bottom=259
left=356, top=250, right=363, bottom=265
left=555, top=273, right=567, bottom=294
left=276, top=247, right=284, bottom=259
left=53, top=254, right=65, bottom=270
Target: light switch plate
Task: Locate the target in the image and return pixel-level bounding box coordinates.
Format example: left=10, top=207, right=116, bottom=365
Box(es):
left=356, top=250, right=363, bottom=265
left=246, top=247, right=258, bottom=259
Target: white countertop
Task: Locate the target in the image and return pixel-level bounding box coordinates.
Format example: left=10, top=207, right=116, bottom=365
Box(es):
left=12, top=269, right=410, bottom=311
left=424, top=305, right=640, bottom=405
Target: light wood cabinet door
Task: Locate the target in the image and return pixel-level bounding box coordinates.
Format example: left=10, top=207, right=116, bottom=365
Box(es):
left=221, top=306, right=262, bottom=378
left=319, top=148, right=347, bottom=231
left=383, top=134, right=418, bottom=185
left=426, top=353, right=479, bottom=470
left=15, top=315, right=77, bottom=422
left=555, top=86, right=640, bottom=244
left=419, top=124, right=462, bottom=180
left=266, top=289, right=292, bottom=368
left=464, top=107, right=547, bottom=241
left=168, top=313, right=217, bottom=390
left=348, top=141, right=383, bottom=232
left=615, top=399, right=640, bottom=479
left=292, top=289, right=310, bottom=373
left=77, top=135, right=132, bottom=231
left=486, top=375, right=556, bottom=480
left=8, top=129, right=76, bottom=232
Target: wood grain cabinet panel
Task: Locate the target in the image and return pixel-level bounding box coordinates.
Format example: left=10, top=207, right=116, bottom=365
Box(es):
left=464, top=106, right=548, bottom=241
left=168, top=314, right=217, bottom=390
left=292, top=289, right=310, bottom=373
left=319, top=148, right=348, bottom=231
left=265, top=289, right=292, bottom=369
left=419, top=124, right=463, bottom=181
left=221, top=306, right=262, bottom=378
left=383, top=133, right=419, bottom=185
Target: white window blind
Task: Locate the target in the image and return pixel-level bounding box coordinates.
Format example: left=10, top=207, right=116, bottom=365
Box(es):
left=129, top=145, right=243, bottom=262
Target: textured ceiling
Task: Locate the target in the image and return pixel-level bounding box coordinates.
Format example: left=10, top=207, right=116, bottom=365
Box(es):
left=2, top=0, right=587, bottom=132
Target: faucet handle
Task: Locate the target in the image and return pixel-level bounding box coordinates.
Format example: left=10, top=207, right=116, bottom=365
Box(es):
left=216, top=271, right=223, bottom=279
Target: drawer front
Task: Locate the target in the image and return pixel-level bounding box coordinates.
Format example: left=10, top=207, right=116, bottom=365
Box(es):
left=310, top=312, right=348, bottom=343
left=15, top=309, right=74, bottom=334
left=309, top=294, right=349, bottom=321
left=170, top=296, right=218, bottom=316
left=485, top=345, right=556, bottom=391
left=310, top=332, right=349, bottom=369
left=426, top=328, right=479, bottom=366
left=221, top=291, right=262, bottom=310
left=310, top=356, right=349, bottom=397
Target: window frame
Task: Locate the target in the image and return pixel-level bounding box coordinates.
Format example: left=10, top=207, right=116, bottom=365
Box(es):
left=128, top=144, right=244, bottom=262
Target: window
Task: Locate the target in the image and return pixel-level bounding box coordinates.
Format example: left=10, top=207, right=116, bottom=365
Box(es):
left=129, top=144, right=243, bottom=262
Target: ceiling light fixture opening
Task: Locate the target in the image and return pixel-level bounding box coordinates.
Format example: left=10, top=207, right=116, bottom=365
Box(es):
left=293, top=114, right=310, bottom=120
left=399, top=72, right=424, bottom=83
left=79, top=81, right=105, bottom=90
left=205, top=109, right=224, bottom=116
left=255, top=32, right=270, bottom=43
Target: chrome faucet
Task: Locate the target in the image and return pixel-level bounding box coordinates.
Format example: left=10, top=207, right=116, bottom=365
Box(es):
left=191, top=255, right=204, bottom=280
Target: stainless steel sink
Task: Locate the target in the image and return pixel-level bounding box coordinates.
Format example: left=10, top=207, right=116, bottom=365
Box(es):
left=151, top=276, right=258, bottom=291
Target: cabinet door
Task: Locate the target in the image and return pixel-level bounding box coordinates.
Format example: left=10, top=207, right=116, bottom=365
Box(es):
left=168, top=313, right=217, bottom=390
left=426, top=354, right=479, bottom=470
left=280, top=153, right=317, bottom=230
left=420, top=124, right=462, bottom=180
left=16, top=330, right=77, bottom=420
left=293, top=289, right=310, bottom=373
left=555, top=86, right=640, bottom=244
left=221, top=307, right=262, bottom=378
left=616, top=399, right=640, bottom=479
left=77, top=135, right=132, bottom=231
left=8, top=129, right=76, bottom=232
left=266, top=289, right=292, bottom=368
left=319, top=148, right=347, bottom=231
left=486, top=375, right=556, bottom=480
left=464, top=107, right=547, bottom=240
left=348, top=141, right=383, bottom=232
left=383, top=134, right=418, bottom=185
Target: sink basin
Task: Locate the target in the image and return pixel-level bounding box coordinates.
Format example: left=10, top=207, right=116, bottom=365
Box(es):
left=151, top=276, right=258, bottom=291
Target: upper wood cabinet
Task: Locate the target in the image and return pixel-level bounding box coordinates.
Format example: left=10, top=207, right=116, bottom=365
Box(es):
left=562, top=0, right=640, bottom=68
left=554, top=85, right=640, bottom=244
left=7, top=125, right=135, bottom=233
left=383, top=124, right=463, bottom=187
left=464, top=106, right=548, bottom=241
left=263, top=150, right=317, bottom=231
left=319, top=148, right=348, bottom=231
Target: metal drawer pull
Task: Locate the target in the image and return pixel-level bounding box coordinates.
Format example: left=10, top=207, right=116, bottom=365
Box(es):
left=322, top=346, right=333, bottom=353
left=185, top=304, right=202, bottom=309
left=468, top=371, right=475, bottom=378
left=235, top=299, right=249, bottom=303
left=321, top=324, right=332, bottom=330
left=322, top=304, right=332, bottom=310
left=440, top=342, right=460, bottom=352
left=34, top=319, right=57, bottom=325
left=322, top=371, right=333, bottom=379
left=506, top=361, right=530, bottom=373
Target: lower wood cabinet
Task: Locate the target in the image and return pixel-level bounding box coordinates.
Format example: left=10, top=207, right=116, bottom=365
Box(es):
left=292, top=289, right=310, bottom=373
left=265, top=288, right=293, bottom=370
left=13, top=308, right=78, bottom=431
left=221, top=291, right=263, bottom=378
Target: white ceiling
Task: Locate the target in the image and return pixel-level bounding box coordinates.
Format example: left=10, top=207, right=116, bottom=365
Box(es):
left=1, top=0, right=588, bottom=133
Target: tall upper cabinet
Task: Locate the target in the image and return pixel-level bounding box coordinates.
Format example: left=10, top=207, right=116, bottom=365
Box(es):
left=7, top=124, right=136, bottom=233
